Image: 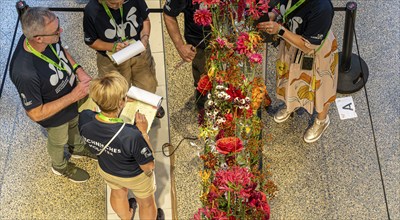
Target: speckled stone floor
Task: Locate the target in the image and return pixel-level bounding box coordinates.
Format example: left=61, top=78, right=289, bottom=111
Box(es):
left=0, top=0, right=399, bottom=220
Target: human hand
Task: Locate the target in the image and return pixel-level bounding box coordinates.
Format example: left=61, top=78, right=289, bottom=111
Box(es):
left=114, top=41, right=130, bottom=52
left=257, top=21, right=280, bottom=35
left=70, top=80, right=90, bottom=102
left=135, top=111, right=148, bottom=134
left=177, top=44, right=196, bottom=62
left=75, top=67, right=92, bottom=83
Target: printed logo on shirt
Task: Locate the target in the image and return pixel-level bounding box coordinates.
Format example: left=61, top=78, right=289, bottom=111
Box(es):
left=20, top=93, right=32, bottom=106
left=48, top=44, right=76, bottom=94
left=140, top=147, right=152, bottom=158
left=105, top=7, right=140, bottom=40
left=311, top=34, right=323, bottom=40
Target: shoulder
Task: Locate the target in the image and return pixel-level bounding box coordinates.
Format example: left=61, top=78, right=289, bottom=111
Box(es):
left=84, top=0, right=102, bottom=15
left=10, top=36, right=37, bottom=85
left=79, top=110, right=97, bottom=128
left=309, top=0, right=333, bottom=15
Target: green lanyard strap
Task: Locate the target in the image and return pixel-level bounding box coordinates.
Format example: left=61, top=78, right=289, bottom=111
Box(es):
left=283, top=0, right=306, bottom=23
left=98, top=112, right=124, bottom=123
left=102, top=1, right=126, bottom=42
left=25, top=39, right=66, bottom=71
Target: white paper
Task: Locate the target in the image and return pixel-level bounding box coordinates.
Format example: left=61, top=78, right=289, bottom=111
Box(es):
left=111, top=40, right=145, bottom=65
left=335, top=96, right=358, bottom=120
left=126, top=86, right=163, bottom=107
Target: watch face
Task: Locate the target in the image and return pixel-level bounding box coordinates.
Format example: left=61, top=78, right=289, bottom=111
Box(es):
left=278, top=28, right=285, bottom=36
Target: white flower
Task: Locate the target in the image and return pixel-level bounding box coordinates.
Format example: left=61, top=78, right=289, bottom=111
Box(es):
left=245, top=104, right=250, bottom=110
left=240, top=99, right=246, bottom=104
left=207, top=93, right=212, bottom=99
left=224, top=94, right=231, bottom=100
left=245, top=97, right=250, bottom=102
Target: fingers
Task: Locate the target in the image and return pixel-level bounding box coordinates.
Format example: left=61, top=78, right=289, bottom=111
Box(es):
left=257, top=21, right=276, bottom=34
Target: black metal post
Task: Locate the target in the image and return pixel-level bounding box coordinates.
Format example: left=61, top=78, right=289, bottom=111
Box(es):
left=337, top=1, right=369, bottom=94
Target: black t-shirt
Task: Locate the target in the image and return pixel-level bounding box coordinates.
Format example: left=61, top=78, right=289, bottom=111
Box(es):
left=280, top=0, right=334, bottom=45
left=83, top=0, right=149, bottom=55
left=78, top=110, right=154, bottom=178
left=163, top=0, right=210, bottom=49
left=9, top=36, right=78, bottom=128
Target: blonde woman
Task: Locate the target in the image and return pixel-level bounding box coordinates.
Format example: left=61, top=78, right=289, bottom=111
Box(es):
left=78, top=71, right=163, bottom=219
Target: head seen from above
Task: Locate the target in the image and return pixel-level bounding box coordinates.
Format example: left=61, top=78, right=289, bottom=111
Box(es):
left=21, top=7, right=62, bottom=43
left=90, top=71, right=129, bottom=114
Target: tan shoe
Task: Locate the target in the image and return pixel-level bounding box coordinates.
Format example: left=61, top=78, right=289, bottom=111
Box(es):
left=274, top=107, right=293, bottom=123
left=304, top=115, right=330, bottom=143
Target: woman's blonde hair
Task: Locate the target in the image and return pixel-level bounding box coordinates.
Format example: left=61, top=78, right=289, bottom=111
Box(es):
left=90, top=71, right=129, bottom=113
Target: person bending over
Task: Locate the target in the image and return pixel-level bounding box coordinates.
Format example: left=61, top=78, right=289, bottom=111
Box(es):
left=79, top=71, right=163, bottom=219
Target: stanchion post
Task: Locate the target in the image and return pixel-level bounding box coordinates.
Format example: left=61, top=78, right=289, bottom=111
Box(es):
left=337, top=1, right=369, bottom=94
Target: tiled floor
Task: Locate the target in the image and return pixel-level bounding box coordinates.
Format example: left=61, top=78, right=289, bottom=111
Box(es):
left=0, top=0, right=399, bottom=220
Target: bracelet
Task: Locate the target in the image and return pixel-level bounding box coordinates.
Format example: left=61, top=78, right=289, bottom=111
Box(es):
left=112, top=42, right=118, bottom=53
left=72, top=63, right=82, bottom=73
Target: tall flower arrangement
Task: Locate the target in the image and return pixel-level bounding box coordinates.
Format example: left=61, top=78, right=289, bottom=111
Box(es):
left=193, top=0, right=276, bottom=219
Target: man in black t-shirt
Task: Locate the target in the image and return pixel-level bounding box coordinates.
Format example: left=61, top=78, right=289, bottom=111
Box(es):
left=83, top=0, right=158, bottom=93
left=9, top=8, right=94, bottom=183
left=163, top=0, right=210, bottom=111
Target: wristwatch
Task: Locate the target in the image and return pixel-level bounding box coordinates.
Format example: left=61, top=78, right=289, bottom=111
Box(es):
left=278, top=25, right=285, bottom=37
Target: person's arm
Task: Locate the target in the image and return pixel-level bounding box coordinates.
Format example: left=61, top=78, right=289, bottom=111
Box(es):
left=26, top=81, right=90, bottom=122
left=89, top=39, right=130, bottom=53
left=163, top=13, right=196, bottom=62
left=257, top=21, right=312, bottom=53
left=134, top=112, right=154, bottom=152
left=139, top=160, right=155, bottom=172
left=64, top=49, right=92, bottom=83
left=140, top=17, right=151, bottom=48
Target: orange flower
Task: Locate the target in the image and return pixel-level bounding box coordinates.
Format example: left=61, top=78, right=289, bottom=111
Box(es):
left=216, top=137, right=244, bottom=154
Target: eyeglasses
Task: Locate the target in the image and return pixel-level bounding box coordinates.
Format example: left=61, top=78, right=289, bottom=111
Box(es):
left=34, top=17, right=61, bottom=38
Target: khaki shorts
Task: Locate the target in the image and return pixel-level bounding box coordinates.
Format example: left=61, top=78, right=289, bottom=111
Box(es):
left=97, top=165, right=156, bottom=199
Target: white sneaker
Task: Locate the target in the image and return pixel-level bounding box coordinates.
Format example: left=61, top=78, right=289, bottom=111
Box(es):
left=303, top=115, right=330, bottom=143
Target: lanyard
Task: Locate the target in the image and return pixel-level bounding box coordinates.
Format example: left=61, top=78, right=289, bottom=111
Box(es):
left=25, top=39, right=65, bottom=71
left=98, top=112, right=124, bottom=123
left=102, top=1, right=126, bottom=42
left=283, top=0, right=306, bottom=23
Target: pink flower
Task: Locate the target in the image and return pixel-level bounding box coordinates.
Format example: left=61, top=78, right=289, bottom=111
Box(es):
left=193, top=207, right=228, bottom=220
left=248, top=53, right=263, bottom=64
left=193, top=0, right=220, bottom=7
left=213, top=166, right=254, bottom=193
left=194, top=9, right=212, bottom=26
left=236, top=32, right=250, bottom=54
left=246, top=6, right=262, bottom=20
left=216, top=37, right=226, bottom=48
left=258, top=0, right=271, bottom=13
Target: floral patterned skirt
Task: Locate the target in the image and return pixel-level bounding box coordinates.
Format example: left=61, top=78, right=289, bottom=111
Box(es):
left=275, top=31, right=339, bottom=114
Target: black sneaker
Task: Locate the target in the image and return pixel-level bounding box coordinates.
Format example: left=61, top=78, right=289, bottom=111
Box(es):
left=156, top=106, right=165, bottom=119
left=70, top=146, right=97, bottom=160
left=156, top=208, right=165, bottom=220
left=51, top=162, right=90, bottom=183
left=128, top=198, right=137, bottom=220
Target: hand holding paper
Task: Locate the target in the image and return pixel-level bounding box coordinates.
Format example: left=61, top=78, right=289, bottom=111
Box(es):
left=111, top=40, right=146, bottom=65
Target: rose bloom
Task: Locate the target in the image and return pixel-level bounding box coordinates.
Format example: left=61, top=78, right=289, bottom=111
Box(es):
left=197, top=75, right=213, bottom=95
left=216, top=137, right=243, bottom=154
left=194, top=9, right=212, bottom=26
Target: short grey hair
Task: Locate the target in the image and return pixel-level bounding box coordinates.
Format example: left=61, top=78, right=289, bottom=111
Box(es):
left=21, top=7, right=57, bottom=39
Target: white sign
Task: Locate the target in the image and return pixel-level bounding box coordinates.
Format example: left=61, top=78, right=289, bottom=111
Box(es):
left=335, top=96, right=358, bottom=120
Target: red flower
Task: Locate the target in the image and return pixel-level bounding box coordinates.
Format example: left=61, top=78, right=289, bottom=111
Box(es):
left=213, top=166, right=254, bottom=192
left=193, top=0, right=220, bottom=7
left=193, top=207, right=228, bottom=220
left=216, top=137, right=243, bottom=155
left=197, top=75, right=213, bottom=95
left=226, top=84, right=245, bottom=101
left=194, top=9, right=212, bottom=26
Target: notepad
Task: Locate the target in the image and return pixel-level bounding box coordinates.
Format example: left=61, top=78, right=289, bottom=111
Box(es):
left=78, top=86, right=163, bottom=132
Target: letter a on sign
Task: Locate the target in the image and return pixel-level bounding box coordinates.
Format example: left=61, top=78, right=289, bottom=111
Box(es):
left=335, top=96, right=358, bottom=120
